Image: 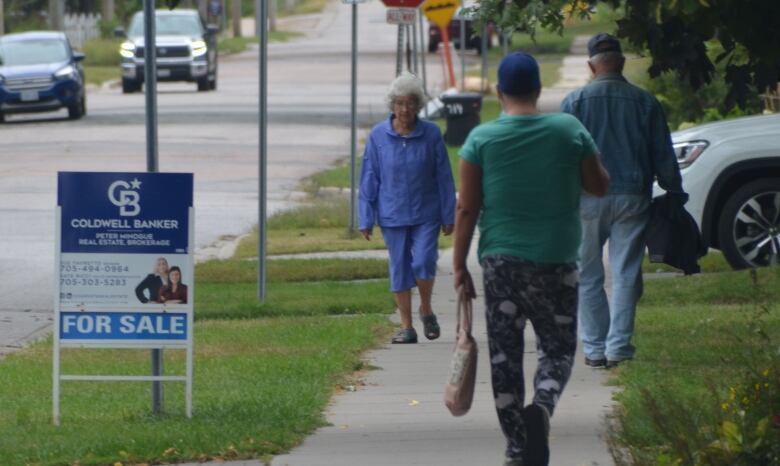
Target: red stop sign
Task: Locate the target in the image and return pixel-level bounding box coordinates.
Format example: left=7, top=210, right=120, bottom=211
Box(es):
left=381, top=0, right=425, bottom=8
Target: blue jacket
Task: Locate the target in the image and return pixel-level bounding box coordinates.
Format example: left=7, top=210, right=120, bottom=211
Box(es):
left=359, top=117, right=456, bottom=230
left=560, top=74, right=685, bottom=196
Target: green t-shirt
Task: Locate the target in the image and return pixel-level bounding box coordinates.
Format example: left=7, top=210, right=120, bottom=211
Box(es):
left=459, top=112, right=598, bottom=264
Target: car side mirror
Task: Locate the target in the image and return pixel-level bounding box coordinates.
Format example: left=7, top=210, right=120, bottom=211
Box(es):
left=114, top=27, right=127, bottom=38
left=73, top=52, right=86, bottom=62
left=206, top=24, right=219, bottom=35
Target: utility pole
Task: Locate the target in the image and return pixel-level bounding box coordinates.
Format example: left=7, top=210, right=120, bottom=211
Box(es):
left=232, top=0, right=241, bottom=36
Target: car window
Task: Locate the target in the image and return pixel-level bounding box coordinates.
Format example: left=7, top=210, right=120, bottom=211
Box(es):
left=0, top=39, right=70, bottom=66
left=128, top=13, right=204, bottom=37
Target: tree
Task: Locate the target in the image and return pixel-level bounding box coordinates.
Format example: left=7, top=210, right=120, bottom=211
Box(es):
left=474, top=0, right=780, bottom=109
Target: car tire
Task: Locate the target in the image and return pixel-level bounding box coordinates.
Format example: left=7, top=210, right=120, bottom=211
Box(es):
left=0, top=112, right=4, bottom=123
left=717, top=177, right=780, bottom=269
left=122, top=79, right=140, bottom=94
left=197, top=76, right=210, bottom=92
left=209, top=76, right=217, bottom=90
left=68, top=95, right=85, bottom=120
left=428, top=38, right=440, bottom=53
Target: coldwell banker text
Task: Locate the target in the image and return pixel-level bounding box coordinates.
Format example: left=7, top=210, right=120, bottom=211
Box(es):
left=70, top=218, right=180, bottom=229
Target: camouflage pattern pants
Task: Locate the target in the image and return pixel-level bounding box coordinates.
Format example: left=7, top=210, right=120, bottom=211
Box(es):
left=481, top=255, right=579, bottom=458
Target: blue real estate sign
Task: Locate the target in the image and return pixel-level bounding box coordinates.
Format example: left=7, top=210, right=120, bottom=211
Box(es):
left=56, top=172, right=194, bottom=345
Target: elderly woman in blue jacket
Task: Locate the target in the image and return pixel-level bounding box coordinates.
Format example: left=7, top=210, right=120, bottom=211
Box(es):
left=359, top=73, right=456, bottom=344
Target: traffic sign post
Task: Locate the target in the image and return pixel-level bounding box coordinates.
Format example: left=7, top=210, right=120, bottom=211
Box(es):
left=421, top=0, right=457, bottom=87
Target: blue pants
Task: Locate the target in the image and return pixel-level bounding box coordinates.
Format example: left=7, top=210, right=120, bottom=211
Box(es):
left=578, top=193, right=650, bottom=362
left=381, top=222, right=440, bottom=292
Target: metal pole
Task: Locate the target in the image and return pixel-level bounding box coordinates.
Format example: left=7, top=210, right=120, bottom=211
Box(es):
left=232, top=0, right=241, bottom=37
left=395, top=24, right=403, bottom=77
left=143, top=0, right=162, bottom=414
left=418, top=10, right=428, bottom=102
left=459, top=0, right=465, bottom=90
left=0, top=0, right=5, bottom=36
left=257, top=0, right=268, bottom=302
left=348, top=2, right=358, bottom=233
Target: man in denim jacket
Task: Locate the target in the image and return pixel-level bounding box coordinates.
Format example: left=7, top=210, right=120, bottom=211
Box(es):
left=561, top=33, right=686, bottom=369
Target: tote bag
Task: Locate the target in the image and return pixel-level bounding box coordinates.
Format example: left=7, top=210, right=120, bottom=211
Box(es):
left=444, top=286, right=478, bottom=416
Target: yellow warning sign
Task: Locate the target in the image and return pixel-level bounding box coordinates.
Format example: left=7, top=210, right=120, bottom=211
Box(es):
left=421, top=0, right=458, bottom=29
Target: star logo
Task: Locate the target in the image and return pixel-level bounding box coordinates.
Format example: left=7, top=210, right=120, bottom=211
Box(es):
left=130, top=178, right=142, bottom=190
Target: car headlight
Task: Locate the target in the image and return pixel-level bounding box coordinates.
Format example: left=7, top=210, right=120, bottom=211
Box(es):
left=120, top=41, right=136, bottom=58
left=673, top=140, right=708, bottom=169
left=191, top=40, right=208, bottom=57
left=55, top=65, right=78, bottom=80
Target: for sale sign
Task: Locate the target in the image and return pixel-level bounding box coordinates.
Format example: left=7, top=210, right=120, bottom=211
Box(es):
left=55, top=172, right=194, bottom=346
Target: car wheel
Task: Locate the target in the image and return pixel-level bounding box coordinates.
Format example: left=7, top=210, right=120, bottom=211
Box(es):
left=0, top=112, right=4, bottom=123
left=717, top=178, right=780, bottom=269
left=428, top=38, right=440, bottom=53
left=122, top=79, right=139, bottom=94
left=197, top=76, right=210, bottom=92
left=68, top=96, right=85, bottom=120
left=209, top=76, right=217, bottom=90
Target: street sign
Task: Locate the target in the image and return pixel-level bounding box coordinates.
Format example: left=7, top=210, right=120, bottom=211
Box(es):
left=387, top=7, right=417, bottom=24
left=381, top=0, right=424, bottom=9
left=421, top=0, right=457, bottom=29
left=53, top=171, right=195, bottom=425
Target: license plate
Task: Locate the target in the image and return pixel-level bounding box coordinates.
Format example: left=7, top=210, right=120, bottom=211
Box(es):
left=157, top=69, right=171, bottom=78
left=20, top=90, right=39, bottom=102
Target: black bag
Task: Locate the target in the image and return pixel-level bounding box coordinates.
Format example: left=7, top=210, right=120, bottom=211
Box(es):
left=645, top=194, right=707, bottom=275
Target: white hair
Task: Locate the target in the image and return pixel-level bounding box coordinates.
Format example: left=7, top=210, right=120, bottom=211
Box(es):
left=589, top=51, right=625, bottom=66
left=386, top=72, right=427, bottom=112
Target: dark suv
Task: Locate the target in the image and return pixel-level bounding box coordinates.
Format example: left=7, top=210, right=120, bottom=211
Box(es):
left=117, top=9, right=218, bottom=93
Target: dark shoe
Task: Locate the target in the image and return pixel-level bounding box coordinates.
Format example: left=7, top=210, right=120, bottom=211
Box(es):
left=420, top=312, right=440, bottom=340
left=584, top=357, right=607, bottom=368
left=521, top=404, right=550, bottom=466
left=606, top=359, right=628, bottom=369
left=391, top=328, right=418, bottom=344
left=503, top=458, right=524, bottom=466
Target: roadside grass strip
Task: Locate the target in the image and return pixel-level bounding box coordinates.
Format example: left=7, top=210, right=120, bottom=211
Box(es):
left=610, top=266, right=780, bottom=463
left=196, top=258, right=389, bottom=283
left=641, top=249, right=731, bottom=274
left=0, top=316, right=392, bottom=466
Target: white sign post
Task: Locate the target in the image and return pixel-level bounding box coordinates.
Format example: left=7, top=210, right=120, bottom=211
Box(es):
left=53, top=172, right=194, bottom=425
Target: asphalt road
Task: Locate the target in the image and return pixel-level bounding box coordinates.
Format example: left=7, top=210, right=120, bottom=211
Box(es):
left=0, top=0, right=457, bottom=349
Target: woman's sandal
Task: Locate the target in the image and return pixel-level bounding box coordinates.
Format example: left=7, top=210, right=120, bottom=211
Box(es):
left=391, top=328, right=418, bottom=344
left=420, top=311, right=440, bottom=341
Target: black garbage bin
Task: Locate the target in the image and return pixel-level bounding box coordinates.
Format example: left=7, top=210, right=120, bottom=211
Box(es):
left=441, top=93, right=483, bottom=146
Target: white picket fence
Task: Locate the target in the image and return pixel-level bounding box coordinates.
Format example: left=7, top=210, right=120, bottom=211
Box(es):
left=63, top=12, right=102, bottom=48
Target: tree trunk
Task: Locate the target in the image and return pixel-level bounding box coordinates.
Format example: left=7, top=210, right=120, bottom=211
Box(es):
left=231, top=0, right=241, bottom=37
left=49, top=0, right=64, bottom=30
left=101, top=0, right=114, bottom=23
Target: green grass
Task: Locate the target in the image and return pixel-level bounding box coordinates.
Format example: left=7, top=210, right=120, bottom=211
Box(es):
left=81, top=38, right=122, bottom=67
left=218, top=31, right=301, bottom=55
left=84, top=65, right=118, bottom=86
left=280, top=0, right=328, bottom=16
left=0, top=316, right=392, bottom=466
left=642, top=249, right=731, bottom=274
left=611, top=266, right=780, bottom=462
left=196, top=258, right=388, bottom=283
left=196, top=280, right=394, bottom=320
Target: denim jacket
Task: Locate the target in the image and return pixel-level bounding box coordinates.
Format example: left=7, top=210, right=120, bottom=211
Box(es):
left=561, top=74, right=684, bottom=196
left=359, top=116, right=456, bottom=230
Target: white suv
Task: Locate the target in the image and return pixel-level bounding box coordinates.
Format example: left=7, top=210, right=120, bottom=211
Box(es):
left=660, top=113, right=780, bottom=269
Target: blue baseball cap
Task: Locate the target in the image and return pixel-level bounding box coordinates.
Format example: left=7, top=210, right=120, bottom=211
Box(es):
left=587, top=33, right=622, bottom=57
left=497, top=52, right=541, bottom=96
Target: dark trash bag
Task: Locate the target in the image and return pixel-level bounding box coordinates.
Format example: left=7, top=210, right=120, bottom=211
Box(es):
left=645, top=193, right=707, bottom=275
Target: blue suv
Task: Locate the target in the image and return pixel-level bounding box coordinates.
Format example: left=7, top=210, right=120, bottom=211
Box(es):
left=0, top=31, right=86, bottom=122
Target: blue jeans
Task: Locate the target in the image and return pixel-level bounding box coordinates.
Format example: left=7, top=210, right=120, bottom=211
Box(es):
left=578, top=194, right=649, bottom=362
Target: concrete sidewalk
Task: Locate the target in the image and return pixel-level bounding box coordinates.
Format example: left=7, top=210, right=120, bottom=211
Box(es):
left=176, top=247, right=615, bottom=466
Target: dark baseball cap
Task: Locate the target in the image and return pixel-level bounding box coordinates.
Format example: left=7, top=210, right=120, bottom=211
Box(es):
left=587, top=33, right=623, bottom=57
left=497, top=52, right=541, bottom=96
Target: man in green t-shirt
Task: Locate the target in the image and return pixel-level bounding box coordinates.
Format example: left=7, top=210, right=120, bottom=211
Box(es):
left=453, top=52, right=609, bottom=466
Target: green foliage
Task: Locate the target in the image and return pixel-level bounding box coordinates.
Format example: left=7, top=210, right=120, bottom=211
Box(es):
left=474, top=0, right=780, bottom=111
left=610, top=267, right=780, bottom=466
left=80, top=38, right=121, bottom=66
